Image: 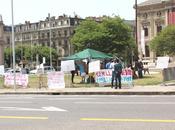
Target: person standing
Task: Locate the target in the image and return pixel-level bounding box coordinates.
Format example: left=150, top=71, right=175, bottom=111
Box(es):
left=135, top=59, right=143, bottom=78
left=114, top=59, right=123, bottom=89
left=110, top=60, right=116, bottom=88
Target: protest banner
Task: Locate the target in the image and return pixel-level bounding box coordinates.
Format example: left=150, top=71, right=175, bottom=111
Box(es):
left=95, top=68, right=133, bottom=86
left=61, top=60, right=75, bottom=72
left=47, top=71, right=65, bottom=89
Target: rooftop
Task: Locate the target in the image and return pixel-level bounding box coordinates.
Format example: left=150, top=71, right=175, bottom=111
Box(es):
left=138, top=0, right=163, bottom=6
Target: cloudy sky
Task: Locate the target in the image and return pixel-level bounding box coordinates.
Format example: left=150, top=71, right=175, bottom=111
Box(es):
left=0, top=0, right=145, bottom=25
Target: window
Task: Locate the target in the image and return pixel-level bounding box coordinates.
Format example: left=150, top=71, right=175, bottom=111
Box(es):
left=143, top=13, right=148, bottom=19
left=52, top=41, right=56, bottom=47
left=6, top=37, right=10, bottom=44
left=58, top=31, right=61, bottom=37
left=64, top=30, right=67, bottom=36
left=145, top=45, right=150, bottom=57
left=61, top=21, right=63, bottom=25
left=47, top=41, right=50, bottom=46
left=47, top=32, right=50, bottom=38
left=157, top=25, right=162, bottom=33
left=157, top=11, right=161, bottom=17
left=44, top=23, right=47, bottom=28
left=58, top=40, right=62, bottom=46
left=42, top=33, right=45, bottom=38
left=143, top=27, right=148, bottom=37
left=52, top=32, right=55, bottom=37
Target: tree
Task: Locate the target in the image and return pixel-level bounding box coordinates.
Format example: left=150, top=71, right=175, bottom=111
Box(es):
left=71, top=16, right=135, bottom=63
left=4, top=44, right=58, bottom=67
left=150, top=25, right=175, bottom=56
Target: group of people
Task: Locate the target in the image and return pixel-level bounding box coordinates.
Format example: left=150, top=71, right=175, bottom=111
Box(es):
left=70, top=61, right=89, bottom=84
left=105, top=59, right=123, bottom=89
left=70, top=58, right=149, bottom=88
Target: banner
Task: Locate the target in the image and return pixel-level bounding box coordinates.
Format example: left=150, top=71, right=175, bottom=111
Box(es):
left=47, top=71, right=65, bottom=89
left=4, top=73, right=28, bottom=87
left=95, top=69, right=133, bottom=85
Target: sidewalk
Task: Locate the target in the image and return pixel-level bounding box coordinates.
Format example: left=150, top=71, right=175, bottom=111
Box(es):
left=1, top=84, right=175, bottom=95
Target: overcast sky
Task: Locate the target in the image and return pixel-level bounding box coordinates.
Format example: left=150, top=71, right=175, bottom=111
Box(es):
left=0, top=0, right=145, bottom=25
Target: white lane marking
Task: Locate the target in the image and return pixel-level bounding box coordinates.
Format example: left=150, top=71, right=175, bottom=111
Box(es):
left=48, top=98, right=96, bottom=100
left=0, top=106, right=67, bottom=112
left=75, top=101, right=175, bottom=105
left=0, top=101, right=32, bottom=104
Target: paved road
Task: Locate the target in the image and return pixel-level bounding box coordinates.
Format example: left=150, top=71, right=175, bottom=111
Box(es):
left=0, top=95, right=175, bottom=130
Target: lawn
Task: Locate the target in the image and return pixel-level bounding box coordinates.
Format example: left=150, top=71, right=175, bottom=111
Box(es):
left=0, top=71, right=164, bottom=89
left=133, top=73, right=163, bottom=86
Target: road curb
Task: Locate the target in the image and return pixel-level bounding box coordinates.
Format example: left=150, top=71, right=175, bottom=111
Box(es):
left=1, top=91, right=175, bottom=95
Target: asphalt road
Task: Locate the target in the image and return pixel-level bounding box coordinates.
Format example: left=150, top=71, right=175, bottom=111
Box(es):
left=0, top=95, right=175, bottom=130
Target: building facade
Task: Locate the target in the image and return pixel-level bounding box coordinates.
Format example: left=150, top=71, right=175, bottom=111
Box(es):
left=0, top=15, right=12, bottom=66
left=137, top=0, right=175, bottom=61
left=14, top=15, right=82, bottom=64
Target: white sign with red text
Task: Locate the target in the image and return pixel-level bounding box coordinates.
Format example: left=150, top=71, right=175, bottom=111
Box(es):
left=4, top=73, right=28, bottom=87
left=95, top=69, right=132, bottom=85
left=47, top=71, right=65, bottom=89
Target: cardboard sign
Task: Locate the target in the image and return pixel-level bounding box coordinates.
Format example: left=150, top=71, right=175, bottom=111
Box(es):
left=61, top=60, right=75, bottom=72
left=4, top=73, right=28, bottom=87
left=89, top=60, right=100, bottom=73
left=47, top=71, right=65, bottom=89
left=156, top=57, right=169, bottom=69
left=0, top=65, right=4, bottom=75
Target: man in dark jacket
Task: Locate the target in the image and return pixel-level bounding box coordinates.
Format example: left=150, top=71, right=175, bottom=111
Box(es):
left=114, top=59, right=123, bottom=89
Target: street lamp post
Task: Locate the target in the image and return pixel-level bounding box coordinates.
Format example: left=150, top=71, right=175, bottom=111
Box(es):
left=135, top=0, right=138, bottom=46
left=48, top=13, right=52, bottom=67
left=11, top=0, right=16, bottom=90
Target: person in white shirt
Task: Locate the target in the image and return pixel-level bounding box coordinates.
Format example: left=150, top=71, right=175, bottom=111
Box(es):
left=110, top=59, right=116, bottom=88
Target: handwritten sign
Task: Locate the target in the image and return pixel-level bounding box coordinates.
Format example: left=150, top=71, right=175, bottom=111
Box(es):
left=156, top=57, right=169, bottom=69
left=4, top=73, right=28, bottom=87
left=0, top=65, right=4, bottom=75
left=89, top=60, right=100, bottom=73
left=47, top=71, right=65, bottom=89
left=61, top=60, right=75, bottom=72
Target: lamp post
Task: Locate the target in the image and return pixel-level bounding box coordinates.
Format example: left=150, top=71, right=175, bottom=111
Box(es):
left=48, top=13, right=52, bottom=67
left=11, top=0, right=16, bottom=90
left=135, top=0, right=138, bottom=46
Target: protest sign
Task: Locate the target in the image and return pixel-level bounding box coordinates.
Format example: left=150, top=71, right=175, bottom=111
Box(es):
left=47, top=71, right=65, bottom=89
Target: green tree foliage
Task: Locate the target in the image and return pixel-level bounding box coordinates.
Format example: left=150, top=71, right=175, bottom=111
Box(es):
left=71, top=17, right=135, bottom=62
left=4, top=44, right=58, bottom=67
left=150, top=25, right=175, bottom=56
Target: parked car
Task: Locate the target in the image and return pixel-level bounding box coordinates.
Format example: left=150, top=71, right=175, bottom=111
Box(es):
left=30, top=66, right=55, bottom=74
left=5, top=69, right=21, bottom=73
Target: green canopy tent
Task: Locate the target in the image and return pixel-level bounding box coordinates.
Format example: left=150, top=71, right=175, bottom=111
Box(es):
left=64, top=48, right=112, bottom=60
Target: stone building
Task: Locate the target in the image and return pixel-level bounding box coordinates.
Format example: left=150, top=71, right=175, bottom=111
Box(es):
left=0, top=14, right=12, bottom=66
left=137, top=0, right=175, bottom=61
left=14, top=14, right=82, bottom=65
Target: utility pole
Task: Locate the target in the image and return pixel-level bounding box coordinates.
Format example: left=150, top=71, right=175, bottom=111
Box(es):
left=11, top=0, right=16, bottom=90
left=135, top=0, right=138, bottom=46
left=48, top=13, right=52, bottom=67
